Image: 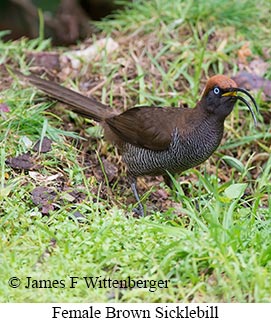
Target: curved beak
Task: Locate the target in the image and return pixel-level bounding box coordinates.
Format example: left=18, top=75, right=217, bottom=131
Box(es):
left=222, top=87, right=259, bottom=126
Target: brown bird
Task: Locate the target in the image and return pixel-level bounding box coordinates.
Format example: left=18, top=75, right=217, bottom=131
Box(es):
left=14, top=71, right=259, bottom=216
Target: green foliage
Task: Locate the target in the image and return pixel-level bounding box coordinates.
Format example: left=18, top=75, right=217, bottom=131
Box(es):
left=100, top=0, right=269, bottom=36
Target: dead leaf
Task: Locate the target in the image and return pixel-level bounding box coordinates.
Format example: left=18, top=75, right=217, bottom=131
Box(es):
left=232, top=71, right=271, bottom=100
left=217, top=39, right=227, bottom=52
left=29, top=171, right=62, bottom=183
left=62, top=192, right=76, bottom=202
left=63, top=189, right=86, bottom=203
left=154, top=188, right=169, bottom=200
left=6, top=152, right=38, bottom=170
left=93, top=158, right=118, bottom=183
left=21, top=136, right=33, bottom=149
left=248, top=58, right=269, bottom=76
left=71, top=210, right=86, bottom=222
left=62, top=37, right=119, bottom=69
left=26, top=52, right=61, bottom=71
left=33, top=137, right=52, bottom=153
left=103, top=159, right=119, bottom=183
left=237, top=42, right=252, bottom=65
left=31, top=186, right=57, bottom=214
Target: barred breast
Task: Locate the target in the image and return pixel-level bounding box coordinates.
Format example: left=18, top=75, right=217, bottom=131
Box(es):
left=122, top=119, right=224, bottom=177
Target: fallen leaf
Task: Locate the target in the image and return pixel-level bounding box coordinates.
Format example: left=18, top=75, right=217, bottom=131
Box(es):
left=62, top=37, right=119, bottom=69
left=237, top=42, right=252, bottom=65
left=26, top=51, right=61, bottom=71
left=93, top=158, right=118, bottom=183
left=64, top=189, right=86, bottom=203
left=42, top=202, right=55, bottom=215
left=21, top=136, right=33, bottom=149
left=232, top=71, right=271, bottom=100
left=71, top=210, right=86, bottom=222
left=103, top=159, right=119, bottom=183
left=248, top=58, right=269, bottom=76
left=31, top=186, right=57, bottom=214
left=217, top=39, right=227, bottom=52
left=62, top=192, right=76, bottom=202
left=153, top=188, right=169, bottom=200
left=29, top=171, right=62, bottom=183
left=6, top=152, right=38, bottom=170
left=33, top=137, right=52, bottom=153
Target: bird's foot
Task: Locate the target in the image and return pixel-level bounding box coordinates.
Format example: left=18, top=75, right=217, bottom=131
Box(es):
left=129, top=179, right=145, bottom=216
left=132, top=204, right=145, bottom=217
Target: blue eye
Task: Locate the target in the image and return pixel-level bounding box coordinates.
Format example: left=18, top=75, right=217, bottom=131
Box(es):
left=213, top=87, right=220, bottom=95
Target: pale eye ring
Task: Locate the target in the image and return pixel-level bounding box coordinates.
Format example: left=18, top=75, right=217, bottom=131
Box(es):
left=213, top=87, right=220, bottom=95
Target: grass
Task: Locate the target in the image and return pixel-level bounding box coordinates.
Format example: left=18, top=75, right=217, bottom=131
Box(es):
left=1, top=0, right=271, bottom=302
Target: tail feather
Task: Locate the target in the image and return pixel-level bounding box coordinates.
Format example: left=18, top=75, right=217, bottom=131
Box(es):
left=14, top=70, right=111, bottom=122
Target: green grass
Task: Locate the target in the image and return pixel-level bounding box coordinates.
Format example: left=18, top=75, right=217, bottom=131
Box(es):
left=1, top=0, right=271, bottom=302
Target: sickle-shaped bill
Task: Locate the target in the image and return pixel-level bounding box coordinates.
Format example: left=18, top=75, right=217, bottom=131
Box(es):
left=234, top=88, right=259, bottom=113
left=222, top=87, right=259, bottom=126
left=236, top=95, right=258, bottom=126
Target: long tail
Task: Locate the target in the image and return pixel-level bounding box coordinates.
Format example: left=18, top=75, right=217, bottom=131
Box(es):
left=14, top=70, right=112, bottom=122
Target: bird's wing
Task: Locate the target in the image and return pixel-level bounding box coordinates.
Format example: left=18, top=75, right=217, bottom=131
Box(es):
left=106, top=106, right=182, bottom=150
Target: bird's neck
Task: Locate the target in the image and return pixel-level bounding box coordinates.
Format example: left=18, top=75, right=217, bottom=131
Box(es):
left=195, top=100, right=226, bottom=125
left=177, top=102, right=225, bottom=135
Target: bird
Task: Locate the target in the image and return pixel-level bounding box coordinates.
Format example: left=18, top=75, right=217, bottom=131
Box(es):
left=14, top=70, right=259, bottom=216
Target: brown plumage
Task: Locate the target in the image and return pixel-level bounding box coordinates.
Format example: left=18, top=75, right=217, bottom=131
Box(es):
left=14, top=71, right=259, bottom=215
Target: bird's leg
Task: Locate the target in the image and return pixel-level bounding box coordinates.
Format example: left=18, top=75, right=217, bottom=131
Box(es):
left=163, top=174, right=174, bottom=189
left=129, top=176, right=145, bottom=216
left=163, top=173, right=179, bottom=200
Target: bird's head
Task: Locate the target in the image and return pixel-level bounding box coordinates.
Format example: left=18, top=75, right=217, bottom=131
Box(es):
left=201, top=75, right=259, bottom=125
